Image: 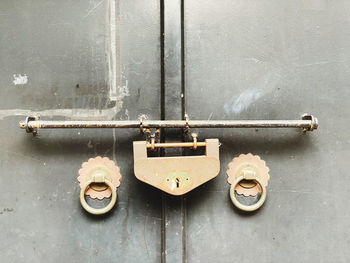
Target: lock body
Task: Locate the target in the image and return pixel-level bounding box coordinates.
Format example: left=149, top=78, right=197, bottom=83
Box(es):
left=133, top=139, right=220, bottom=195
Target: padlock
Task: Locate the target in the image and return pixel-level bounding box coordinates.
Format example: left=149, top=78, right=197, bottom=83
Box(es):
left=133, top=139, right=220, bottom=195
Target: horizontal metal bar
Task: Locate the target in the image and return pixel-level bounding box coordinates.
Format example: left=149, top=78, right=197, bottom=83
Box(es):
left=20, top=120, right=141, bottom=129
left=146, top=142, right=206, bottom=149
left=19, top=114, right=318, bottom=133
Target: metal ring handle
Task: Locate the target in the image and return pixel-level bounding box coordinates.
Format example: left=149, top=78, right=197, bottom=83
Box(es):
left=230, top=175, right=267, bottom=212
left=80, top=178, right=117, bottom=215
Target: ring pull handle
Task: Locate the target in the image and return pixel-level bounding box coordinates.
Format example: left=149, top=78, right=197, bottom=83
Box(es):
left=227, top=154, right=270, bottom=212
left=230, top=172, right=267, bottom=212
left=80, top=174, right=117, bottom=215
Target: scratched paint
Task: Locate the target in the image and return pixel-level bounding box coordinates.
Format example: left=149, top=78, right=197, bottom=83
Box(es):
left=0, top=0, right=128, bottom=121
left=224, top=72, right=281, bottom=114
left=84, top=0, right=104, bottom=18
left=13, top=74, right=28, bottom=85
left=107, top=0, right=118, bottom=103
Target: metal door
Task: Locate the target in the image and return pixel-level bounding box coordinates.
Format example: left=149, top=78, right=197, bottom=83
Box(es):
left=0, top=1, right=162, bottom=262
left=183, top=1, right=350, bottom=262
left=1, top=1, right=349, bottom=262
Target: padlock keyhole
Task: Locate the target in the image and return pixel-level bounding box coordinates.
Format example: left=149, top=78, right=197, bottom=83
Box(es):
left=176, top=178, right=180, bottom=188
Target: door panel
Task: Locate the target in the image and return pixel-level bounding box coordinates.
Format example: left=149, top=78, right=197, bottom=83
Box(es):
left=184, top=1, right=350, bottom=262
left=0, top=1, right=162, bottom=262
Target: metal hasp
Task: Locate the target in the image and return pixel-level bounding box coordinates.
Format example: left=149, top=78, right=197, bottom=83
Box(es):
left=18, top=114, right=318, bottom=209
left=19, top=114, right=318, bottom=134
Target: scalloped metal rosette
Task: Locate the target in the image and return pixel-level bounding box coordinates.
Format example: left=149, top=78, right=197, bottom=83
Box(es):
left=227, top=153, right=269, bottom=197
left=78, top=156, right=122, bottom=199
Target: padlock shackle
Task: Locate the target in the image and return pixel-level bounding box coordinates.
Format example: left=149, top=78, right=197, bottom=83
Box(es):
left=146, top=141, right=206, bottom=149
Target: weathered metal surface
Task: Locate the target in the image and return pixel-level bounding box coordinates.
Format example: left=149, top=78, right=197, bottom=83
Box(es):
left=184, top=0, right=350, bottom=262
left=1, top=0, right=348, bottom=262
left=0, top=0, right=162, bottom=262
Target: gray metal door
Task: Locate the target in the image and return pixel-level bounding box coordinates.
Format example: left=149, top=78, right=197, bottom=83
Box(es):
left=1, top=1, right=349, bottom=262
left=183, top=1, right=350, bottom=262
left=0, top=1, right=162, bottom=262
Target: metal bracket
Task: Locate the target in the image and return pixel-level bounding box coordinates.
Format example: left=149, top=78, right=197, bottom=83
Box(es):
left=144, top=128, right=161, bottom=151
left=21, top=116, right=39, bottom=135
left=302, top=113, right=318, bottom=132
left=139, top=115, right=146, bottom=134
left=183, top=113, right=190, bottom=134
